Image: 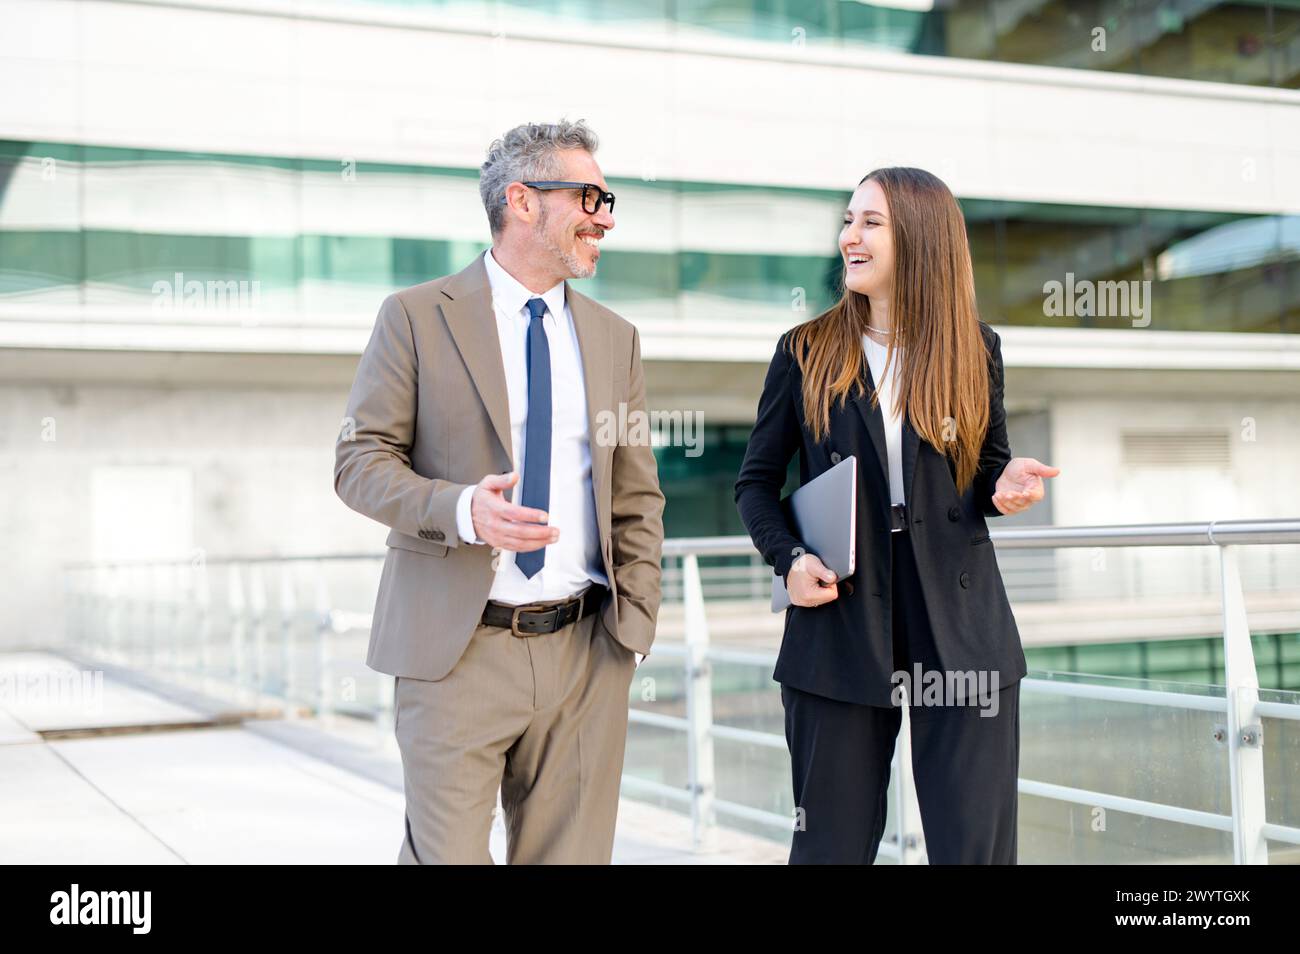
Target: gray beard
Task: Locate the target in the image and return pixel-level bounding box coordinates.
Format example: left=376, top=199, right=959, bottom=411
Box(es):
left=535, top=205, right=596, bottom=280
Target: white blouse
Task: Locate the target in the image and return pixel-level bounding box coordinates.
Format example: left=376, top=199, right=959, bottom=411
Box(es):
left=862, top=334, right=906, bottom=507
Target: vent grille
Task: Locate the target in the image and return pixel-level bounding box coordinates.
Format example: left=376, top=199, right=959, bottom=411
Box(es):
left=1121, top=430, right=1231, bottom=468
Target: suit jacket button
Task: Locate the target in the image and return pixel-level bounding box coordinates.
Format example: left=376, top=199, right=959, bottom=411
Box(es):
left=959, top=571, right=971, bottom=588
left=948, top=506, right=960, bottom=522
left=830, top=452, right=841, bottom=465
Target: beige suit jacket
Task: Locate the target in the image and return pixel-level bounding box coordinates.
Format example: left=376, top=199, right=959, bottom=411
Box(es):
left=334, top=254, right=666, bottom=681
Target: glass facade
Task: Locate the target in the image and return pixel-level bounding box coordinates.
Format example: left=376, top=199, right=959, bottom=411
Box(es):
left=2, top=140, right=1297, bottom=335
left=324, top=0, right=1300, bottom=88
left=655, top=424, right=799, bottom=538
left=1027, top=631, right=1300, bottom=691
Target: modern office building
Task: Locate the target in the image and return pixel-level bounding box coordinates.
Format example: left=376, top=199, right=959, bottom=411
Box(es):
left=2, top=0, right=1298, bottom=656
left=4, top=0, right=1300, bottom=866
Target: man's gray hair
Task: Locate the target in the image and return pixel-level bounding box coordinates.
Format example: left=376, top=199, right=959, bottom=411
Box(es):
left=479, top=120, right=600, bottom=235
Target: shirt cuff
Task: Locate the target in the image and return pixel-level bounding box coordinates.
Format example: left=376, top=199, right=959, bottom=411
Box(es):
left=456, top=485, right=482, bottom=544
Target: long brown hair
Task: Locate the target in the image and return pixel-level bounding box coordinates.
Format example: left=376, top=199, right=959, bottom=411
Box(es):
left=788, top=167, right=990, bottom=495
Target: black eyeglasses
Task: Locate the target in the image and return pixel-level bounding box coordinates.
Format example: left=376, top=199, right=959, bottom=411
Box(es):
left=511, top=180, right=616, bottom=215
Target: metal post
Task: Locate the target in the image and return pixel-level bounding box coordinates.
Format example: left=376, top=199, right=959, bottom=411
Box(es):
left=313, top=563, right=333, bottom=723
left=108, top=565, right=123, bottom=665
left=164, top=562, right=180, bottom=678
left=892, top=685, right=927, bottom=864
left=279, top=562, right=296, bottom=714
left=248, top=563, right=267, bottom=714
left=148, top=564, right=160, bottom=672
left=1218, top=543, right=1268, bottom=864
left=61, top=570, right=75, bottom=653
left=229, top=563, right=246, bottom=709
left=194, top=555, right=211, bottom=697
left=130, top=564, right=144, bottom=667
left=683, top=553, right=717, bottom=849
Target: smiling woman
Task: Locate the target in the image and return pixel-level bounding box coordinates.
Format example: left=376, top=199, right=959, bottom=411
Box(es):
left=735, top=165, right=1058, bottom=866
left=796, top=168, right=995, bottom=498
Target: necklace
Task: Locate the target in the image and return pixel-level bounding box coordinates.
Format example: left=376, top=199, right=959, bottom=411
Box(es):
left=865, top=324, right=894, bottom=338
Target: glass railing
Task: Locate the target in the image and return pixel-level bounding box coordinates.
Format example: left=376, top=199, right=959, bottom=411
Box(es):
left=62, top=517, right=1300, bottom=863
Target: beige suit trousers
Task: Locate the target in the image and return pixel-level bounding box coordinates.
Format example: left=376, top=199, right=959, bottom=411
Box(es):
left=395, top=604, right=637, bottom=864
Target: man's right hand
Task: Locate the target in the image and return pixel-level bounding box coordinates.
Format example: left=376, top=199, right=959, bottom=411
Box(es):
left=787, top=553, right=839, bottom=607
left=470, top=472, right=560, bottom=552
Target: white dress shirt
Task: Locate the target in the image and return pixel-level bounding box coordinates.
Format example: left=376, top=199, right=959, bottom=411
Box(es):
left=455, top=247, right=609, bottom=605
left=457, top=251, right=643, bottom=668
left=862, top=334, right=906, bottom=509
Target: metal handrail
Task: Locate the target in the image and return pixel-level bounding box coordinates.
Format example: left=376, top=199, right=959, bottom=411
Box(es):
left=65, top=517, right=1300, bottom=570
left=659, top=518, right=1300, bottom=558
left=63, top=517, right=1300, bottom=864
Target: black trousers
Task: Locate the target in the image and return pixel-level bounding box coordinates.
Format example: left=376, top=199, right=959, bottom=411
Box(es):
left=780, top=527, right=1021, bottom=864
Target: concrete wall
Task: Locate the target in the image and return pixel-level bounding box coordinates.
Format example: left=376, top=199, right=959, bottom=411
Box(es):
left=3, top=361, right=1297, bottom=649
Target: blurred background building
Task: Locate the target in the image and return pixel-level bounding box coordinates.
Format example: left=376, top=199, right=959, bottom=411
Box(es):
left=2, top=0, right=1299, bottom=863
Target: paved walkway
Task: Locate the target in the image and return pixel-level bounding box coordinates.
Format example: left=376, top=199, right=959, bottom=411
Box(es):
left=0, top=652, right=786, bottom=865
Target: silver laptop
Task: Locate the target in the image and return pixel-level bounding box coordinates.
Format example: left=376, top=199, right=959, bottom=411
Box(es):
left=770, top=455, right=858, bottom=612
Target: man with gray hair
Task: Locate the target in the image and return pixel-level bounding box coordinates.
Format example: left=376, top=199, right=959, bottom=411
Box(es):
left=334, top=120, right=665, bottom=864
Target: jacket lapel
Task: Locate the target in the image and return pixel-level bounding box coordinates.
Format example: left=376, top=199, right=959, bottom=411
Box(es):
left=439, top=255, right=513, bottom=466
left=439, top=255, right=614, bottom=535
left=902, top=413, right=919, bottom=507
left=567, top=286, right=613, bottom=540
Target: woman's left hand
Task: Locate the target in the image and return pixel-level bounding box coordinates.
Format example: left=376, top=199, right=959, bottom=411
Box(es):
left=993, top=457, right=1060, bottom=515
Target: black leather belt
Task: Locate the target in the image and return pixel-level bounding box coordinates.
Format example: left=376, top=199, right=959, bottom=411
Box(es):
left=890, top=503, right=909, bottom=532
left=482, top=583, right=607, bottom=637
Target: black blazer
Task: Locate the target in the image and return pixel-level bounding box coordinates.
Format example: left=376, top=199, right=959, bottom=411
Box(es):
left=734, top=320, right=1027, bottom=707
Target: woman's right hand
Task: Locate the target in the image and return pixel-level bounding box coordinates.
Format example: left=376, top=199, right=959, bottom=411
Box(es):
left=787, top=553, right=839, bottom=607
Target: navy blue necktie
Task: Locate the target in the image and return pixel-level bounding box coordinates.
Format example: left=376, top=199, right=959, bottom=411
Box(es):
left=516, top=297, right=552, bottom=579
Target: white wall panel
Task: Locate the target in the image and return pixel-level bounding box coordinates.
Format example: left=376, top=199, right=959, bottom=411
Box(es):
left=1, top=0, right=1296, bottom=214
